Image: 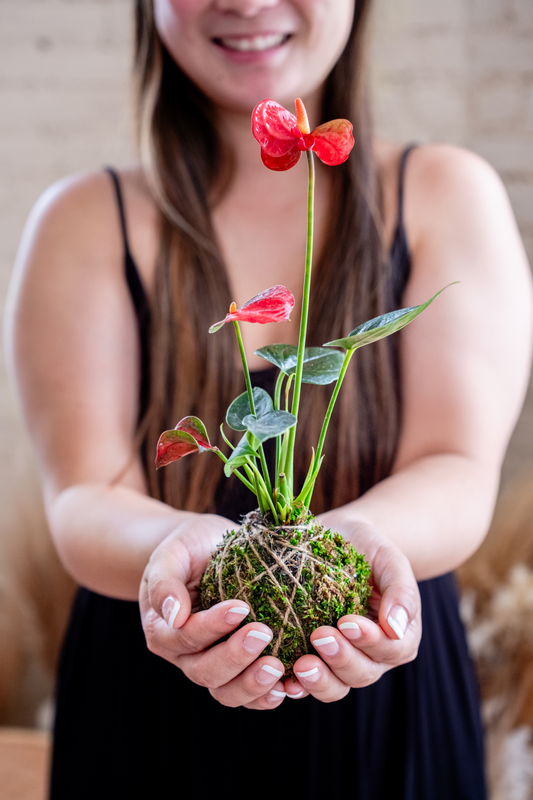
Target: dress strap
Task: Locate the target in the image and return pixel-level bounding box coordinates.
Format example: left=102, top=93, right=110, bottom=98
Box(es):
left=105, top=167, right=132, bottom=257
left=105, top=167, right=152, bottom=421
left=389, top=144, right=418, bottom=307
left=396, top=143, right=418, bottom=235
left=105, top=167, right=150, bottom=316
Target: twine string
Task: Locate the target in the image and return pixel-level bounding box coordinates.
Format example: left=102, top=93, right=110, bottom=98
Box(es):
left=205, top=510, right=357, bottom=664
left=272, top=545, right=308, bottom=658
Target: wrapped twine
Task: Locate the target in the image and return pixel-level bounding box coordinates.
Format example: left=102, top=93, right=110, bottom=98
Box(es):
left=199, top=510, right=371, bottom=671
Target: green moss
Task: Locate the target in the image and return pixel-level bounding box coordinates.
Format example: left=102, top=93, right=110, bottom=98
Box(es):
left=198, top=509, right=372, bottom=673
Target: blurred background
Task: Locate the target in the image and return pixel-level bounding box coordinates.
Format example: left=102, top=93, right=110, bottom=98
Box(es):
left=0, top=0, right=532, bottom=796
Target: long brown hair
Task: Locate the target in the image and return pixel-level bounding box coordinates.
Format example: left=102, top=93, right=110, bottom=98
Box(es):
left=134, top=0, right=402, bottom=515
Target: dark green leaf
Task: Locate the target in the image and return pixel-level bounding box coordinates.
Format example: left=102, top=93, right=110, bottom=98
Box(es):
left=244, top=410, right=297, bottom=443
left=226, top=388, right=273, bottom=431
left=255, top=344, right=344, bottom=384
left=254, top=344, right=298, bottom=371
left=224, top=434, right=259, bottom=476
left=323, top=284, right=456, bottom=351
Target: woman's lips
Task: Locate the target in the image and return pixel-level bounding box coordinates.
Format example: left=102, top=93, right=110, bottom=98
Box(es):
left=214, top=32, right=291, bottom=53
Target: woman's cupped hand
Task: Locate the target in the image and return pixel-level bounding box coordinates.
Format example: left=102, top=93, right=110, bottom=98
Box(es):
left=139, top=515, right=421, bottom=709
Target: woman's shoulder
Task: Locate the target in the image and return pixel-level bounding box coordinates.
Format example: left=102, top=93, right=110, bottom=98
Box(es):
left=15, top=166, right=158, bottom=293
left=397, top=143, right=511, bottom=255
left=376, top=138, right=502, bottom=189
left=376, top=140, right=509, bottom=241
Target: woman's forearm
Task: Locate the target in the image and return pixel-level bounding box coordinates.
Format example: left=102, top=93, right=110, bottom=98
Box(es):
left=319, top=453, right=500, bottom=581
left=47, top=483, right=198, bottom=600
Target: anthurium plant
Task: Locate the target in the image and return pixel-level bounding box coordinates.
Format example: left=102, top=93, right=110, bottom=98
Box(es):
left=155, top=99, right=452, bottom=669
left=156, top=98, right=449, bottom=527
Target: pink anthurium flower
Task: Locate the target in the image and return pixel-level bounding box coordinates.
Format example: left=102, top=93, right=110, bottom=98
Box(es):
left=155, top=416, right=216, bottom=468
left=252, top=97, right=354, bottom=171
left=209, top=285, right=295, bottom=333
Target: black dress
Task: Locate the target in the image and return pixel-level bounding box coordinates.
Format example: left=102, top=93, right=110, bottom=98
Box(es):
left=50, top=150, right=487, bottom=799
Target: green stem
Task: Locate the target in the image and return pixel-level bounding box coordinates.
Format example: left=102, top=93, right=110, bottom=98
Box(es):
left=274, top=371, right=285, bottom=411
left=283, top=150, right=315, bottom=493
left=248, top=461, right=279, bottom=524
left=233, top=319, right=273, bottom=501
left=213, top=449, right=256, bottom=493
left=233, top=320, right=255, bottom=414
left=306, top=349, right=355, bottom=507
left=274, top=371, right=285, bottom=489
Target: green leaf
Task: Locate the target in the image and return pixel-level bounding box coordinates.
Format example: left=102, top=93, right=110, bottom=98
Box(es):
left=323, top=284, right=457, bottom=351
left=242, top=410, right=297, bottom=443
left=224, top=433, right=259, bottom=476
left=254, top=343, right=297, bottom=371
left=254, top=344, right=344, bottom=385
left=226, top=388, right=273, bottom=431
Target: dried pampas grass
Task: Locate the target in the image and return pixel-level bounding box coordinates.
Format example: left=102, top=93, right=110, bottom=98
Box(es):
left=458, top=471, right=533, bottom=800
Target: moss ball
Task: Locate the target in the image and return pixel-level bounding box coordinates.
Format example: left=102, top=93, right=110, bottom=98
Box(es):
left=198, top=509, right=372, bottom=672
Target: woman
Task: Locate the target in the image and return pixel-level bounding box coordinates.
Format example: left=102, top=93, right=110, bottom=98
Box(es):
left=5, top=0, right=532, bottom=797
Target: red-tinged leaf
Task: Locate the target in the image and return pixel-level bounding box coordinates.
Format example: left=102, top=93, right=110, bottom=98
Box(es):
left=312, top=119, right=354, bottom=166
left=261, top=147, right=301, bottom=171
left=209, top=285, right=295, bottom=332
left=155, top=416, right=215, bottom=468
left=155, top=430, right=200, bottom=468
left=174, top=416, right=213, bottom=450
left=252, top=99, right=300, bottom=157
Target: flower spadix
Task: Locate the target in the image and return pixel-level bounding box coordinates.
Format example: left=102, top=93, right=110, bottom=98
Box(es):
left=252, top=98, right=354, bottom=171
left=209, top=285, right=294, bottom=333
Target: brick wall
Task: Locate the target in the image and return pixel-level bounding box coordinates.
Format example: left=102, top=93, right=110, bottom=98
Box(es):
left=0, top=0, right=531, bottom=521
left=372, top=0, right=533, bottom=482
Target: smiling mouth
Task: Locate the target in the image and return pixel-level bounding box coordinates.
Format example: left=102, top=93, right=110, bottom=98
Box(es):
left=215, top=33, right=291, bottom=53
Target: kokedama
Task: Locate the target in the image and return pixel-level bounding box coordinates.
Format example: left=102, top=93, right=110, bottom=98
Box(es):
left=155, top=98, right=453, bottom=670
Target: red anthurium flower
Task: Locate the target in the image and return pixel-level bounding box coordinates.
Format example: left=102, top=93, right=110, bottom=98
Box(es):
left=209, top=285, right=295, bottom=333
left=155, top=416, right=216, bottom=469
left=252, top=98, right=354, bottom=172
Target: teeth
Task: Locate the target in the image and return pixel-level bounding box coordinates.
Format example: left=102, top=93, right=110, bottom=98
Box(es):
left=220, top=33, right=287, bottom=52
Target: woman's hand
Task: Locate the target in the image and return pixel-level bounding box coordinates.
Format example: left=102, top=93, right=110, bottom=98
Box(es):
left=139, top=514, right=288, bottom=709
left=283, top=521, right=421, bottom=702
left=140, top=515, right=421, bottom=708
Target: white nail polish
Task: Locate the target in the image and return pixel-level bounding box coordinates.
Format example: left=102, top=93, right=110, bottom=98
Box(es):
left=226, top=606, right=250, bottom=617
left=339, top=622, right=360, bottom=631
left=388, top=606, right=409, bottom=640
left=246, top=630, right=271, bottom=642
left=269, top=689, right=286, bottom=698
left=296, top=667, right=319, bottom=679
left=313, top=636, right=336, bottom=647
left=260, top=664, right=283, bottom=678
left=162, top=596, right=180, bottom=630
left=287, top=691, right=304, bottom=699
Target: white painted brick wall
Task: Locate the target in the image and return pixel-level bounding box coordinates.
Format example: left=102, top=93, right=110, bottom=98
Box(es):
left=0, top=0, right=532, bottom=538
left=372, top=0, right=533, bottom=484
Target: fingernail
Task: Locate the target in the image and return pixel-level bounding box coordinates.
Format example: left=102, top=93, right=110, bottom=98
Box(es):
left=267, top=689, right=286, bottom=703
left=243, top=629, right=271, bottom=654
left=388, top=606, right=409, bottom=640
left=295, top=666, right=320, bottom=683
left=287, top=691, right=304, bottom=699
left=162, top=596, right=180, bottom=629
left=224, top=605, right=250, bottom=624
left=312, top=635, right=339, bottom=657
left=257, top=664, right=284, bottom=686
left=339, top=621, right=361, bottom=640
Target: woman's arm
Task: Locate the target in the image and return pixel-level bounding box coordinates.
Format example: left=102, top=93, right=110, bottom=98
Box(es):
left=4, top=170, right=205, bottom=599
left=321, top=144, right=533, bottom=580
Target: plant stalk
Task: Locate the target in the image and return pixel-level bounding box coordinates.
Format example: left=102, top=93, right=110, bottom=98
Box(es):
left=233, top=319, right=273, bottom=500
left=305, top=348, right=355, bottom=507
left=283, top=150, right=315, bottom=494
